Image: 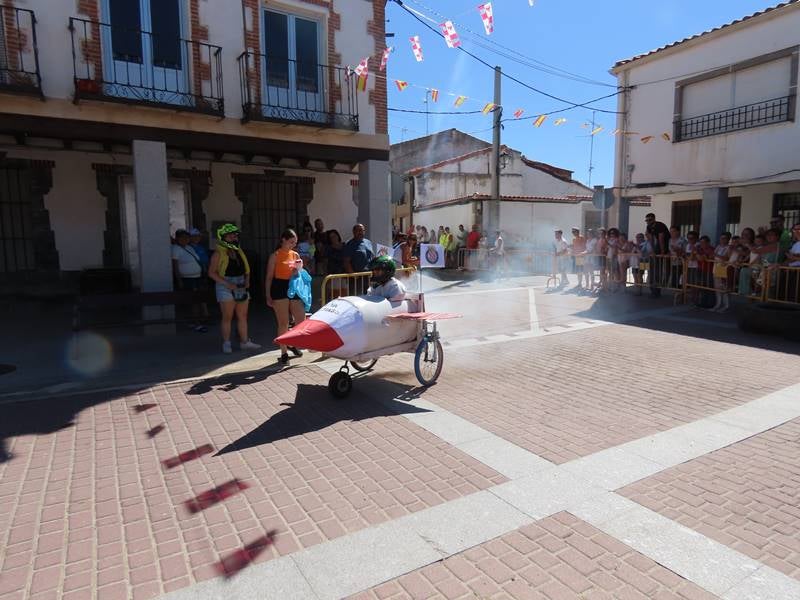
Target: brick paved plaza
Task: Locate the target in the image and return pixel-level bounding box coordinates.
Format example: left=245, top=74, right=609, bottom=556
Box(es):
left=2, top=284, right=800, bottom=600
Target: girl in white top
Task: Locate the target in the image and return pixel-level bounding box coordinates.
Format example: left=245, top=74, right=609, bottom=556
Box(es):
left=712, top=232, right=732, bottom=312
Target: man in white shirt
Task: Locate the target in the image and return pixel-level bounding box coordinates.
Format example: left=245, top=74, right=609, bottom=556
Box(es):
left=552, top=229, right=569, bottom=288
left=171, top=229, right=208, bottom=331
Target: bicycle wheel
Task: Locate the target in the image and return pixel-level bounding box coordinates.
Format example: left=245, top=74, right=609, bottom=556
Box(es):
left=349, top=359, right=378, bottom=372
left=414, top=338, right=443, bottom=386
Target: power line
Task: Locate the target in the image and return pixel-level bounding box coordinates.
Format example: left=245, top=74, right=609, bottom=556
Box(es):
left=389, top=107, right=484, bottom=115
left=501, top=90, right=623, bottom=121
left=405, top=0, right=615, bottom=88
left=392, top=0, right=623, bottom=115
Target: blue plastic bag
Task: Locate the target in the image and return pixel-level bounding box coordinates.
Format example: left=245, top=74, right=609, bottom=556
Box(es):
left=287, top=268, right=312, bottom=312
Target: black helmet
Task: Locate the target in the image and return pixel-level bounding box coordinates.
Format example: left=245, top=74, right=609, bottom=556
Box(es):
left=368, top=255, right=396, bottom=287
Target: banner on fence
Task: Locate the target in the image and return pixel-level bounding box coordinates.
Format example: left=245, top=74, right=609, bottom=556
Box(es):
left=420, top=244, right=445, bottom=268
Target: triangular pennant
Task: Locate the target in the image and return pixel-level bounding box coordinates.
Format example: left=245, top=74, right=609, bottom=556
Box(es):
left=529, top=0, right=535, bottom=5
left=478, top=3, right=494, bottom=35
left=661, top=132, right=671, bottom=141
left=430, top=89, right=439, bottom=102
left=554, top=118, right=567, bottom=126
left=533, top=114, right=547, bottom=127
left=439, top=21, right=461, bottom=48
left=513, top=109, right=524, bottom=119
left=410, top=36, right=424, bottom=62
left=380, top=47, right=393, bottom=71
left=611, top=128, right=621, bottom=135
left=395, top=80, right=409, bottom=92
left=357, top=74, right=368, bottom=92
left=354, top=57, right=369, bottom=78
left=591, top=126, right=604, bottom=136
left=482, top=102, right=496, bottom=115
left=454, top=95, right=467, bottom=107
left=641, top=135, right=654, bottom=144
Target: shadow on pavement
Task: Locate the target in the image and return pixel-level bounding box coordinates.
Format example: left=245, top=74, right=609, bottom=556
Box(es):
left=216, top=381, right=432, bottom=456
left=186, top=366, right=282, bottom=395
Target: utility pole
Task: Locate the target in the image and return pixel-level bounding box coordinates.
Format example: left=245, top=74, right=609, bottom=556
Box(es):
left=488, top=65, right=502, bottom=234
left=587, top=110, right=596, bottom=188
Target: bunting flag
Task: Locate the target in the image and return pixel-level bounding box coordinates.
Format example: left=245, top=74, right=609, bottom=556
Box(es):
left=395, top=80, right=409, bottom=92
left=478, top=3, right=494, bottom=35
left=611, top=128, right=622, bottom=135
left=354, top=57, right=369, bottom=78
left=380, top=47, right=393, bottom=71
left=529, top=0, right=535, bottom=5
left=554, top=118, right=567, bottom=126
left=513, top=108, right=524, bottom=119
left=439, top=21, right=461, bottom=48
left=430, top=88, right=439, bottom=102
left=533, top=114, right=547, bottom=127
left=482, top=102, right=496, bottom=114
left=410, top=36, right=424, bottom=61
left=591, top=126, right=604, bottom=136
left=454, top=95, right=467, bottom=107
left=661, top=132, right=671, bottom=141
left=641, top=135, right=654, bottom=144
left=357, top=74, right=368, bottom=92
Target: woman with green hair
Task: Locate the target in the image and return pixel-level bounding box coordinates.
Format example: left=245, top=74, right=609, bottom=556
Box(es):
left=207, top=224, right=261, bottom=354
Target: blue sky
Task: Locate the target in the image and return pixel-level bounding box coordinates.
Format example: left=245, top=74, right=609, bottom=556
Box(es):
left=385, top=0, right=782, bottom=186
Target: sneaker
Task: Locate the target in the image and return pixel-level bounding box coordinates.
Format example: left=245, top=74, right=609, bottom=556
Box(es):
left=279, top=353, right=289, bottom=365
left=240, top=340, right=261, bottom=351
left=222, top=341, right=232, bottom=354
left=288, top=346, right=303, bottom=357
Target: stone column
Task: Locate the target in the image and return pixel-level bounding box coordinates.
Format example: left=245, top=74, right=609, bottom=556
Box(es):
left=133, top=140, right=174, bottom=333
left=701, top=187, right=729, bottom=240
left=358, top=159, right=391, bottom=249
left=616, top=196, right=631, bottom=236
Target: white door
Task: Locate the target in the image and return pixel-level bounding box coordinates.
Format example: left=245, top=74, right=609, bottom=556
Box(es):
left=262, top=10, right=324, bottom=123
left=121, top=178, right=190, bottom=288
left=102, top=0, right=188, bottom=104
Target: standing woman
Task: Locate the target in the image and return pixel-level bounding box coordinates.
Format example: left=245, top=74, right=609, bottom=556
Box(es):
left=266, top=229, right=306, bottom=364
left=208, top=224, right=261, bottom=354
left=403, top=233, right=420, bottom=268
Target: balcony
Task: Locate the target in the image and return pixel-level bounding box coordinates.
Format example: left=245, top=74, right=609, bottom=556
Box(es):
left=675, top=95, right=794, bottom=142
left=0, top=6, right=42, bottom=96
left=69, top=17, right=223, bottom=116
left=237, top=51, right=358, bottom=131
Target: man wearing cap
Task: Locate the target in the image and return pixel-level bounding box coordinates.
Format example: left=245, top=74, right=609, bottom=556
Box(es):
left=189, top=228, right=210, bottom=274
left=171, top=229, right=209, bottom=332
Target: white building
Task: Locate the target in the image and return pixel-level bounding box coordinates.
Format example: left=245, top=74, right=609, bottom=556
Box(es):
left=403, top=141, right=613, bottom=246
left=611, top=0, right=800, bottom=238
left=0, top=0, right=389, bottom=295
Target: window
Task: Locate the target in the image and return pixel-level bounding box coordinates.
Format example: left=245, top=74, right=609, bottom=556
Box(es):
left=0, top=166, right=36, bottom=273
left=671, top=197, right=740, bottom=236
left=0, top=13, right=8, bottom=83
left=263, top=10, right=320, bottom=97
left=675, top=47, right=798, bottom=141
left=774, top=193, right=800, bottom=227
left=671, top=200, right=701, bottom=237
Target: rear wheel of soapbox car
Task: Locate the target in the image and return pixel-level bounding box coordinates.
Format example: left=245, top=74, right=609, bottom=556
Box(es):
left=349, top=359, right=378, bottom=372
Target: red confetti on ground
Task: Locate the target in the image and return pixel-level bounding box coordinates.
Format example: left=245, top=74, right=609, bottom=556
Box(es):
left=146, top=424, right=165, bottom=438
left=161, top=444, right=214, bottom=469
left=134, top=403, right=158, bottom=413
left=185, top=479, right=249, bottom=514
left=216, top=530, right=278, bottom=578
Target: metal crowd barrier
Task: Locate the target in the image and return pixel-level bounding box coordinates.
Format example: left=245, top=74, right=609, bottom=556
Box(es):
left=320, top=267, right=417, bottom=305
left=764, top=265, right=800, bottom=305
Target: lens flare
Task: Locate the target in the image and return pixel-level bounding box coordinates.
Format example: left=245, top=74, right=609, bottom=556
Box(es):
left=66, top=332, right=113, bottom=376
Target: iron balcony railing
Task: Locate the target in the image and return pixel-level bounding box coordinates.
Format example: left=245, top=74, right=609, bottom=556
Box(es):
left=237, top=51, right=358, bottom=130
left=675, top=95, right=794, bottom=142
left=69, top=17, right=224, bottom=116
left=0, top=6, right=43, bottom=96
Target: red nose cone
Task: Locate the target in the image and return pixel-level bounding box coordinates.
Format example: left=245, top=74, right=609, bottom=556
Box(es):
left=274, top=319, right=344, bottom=352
